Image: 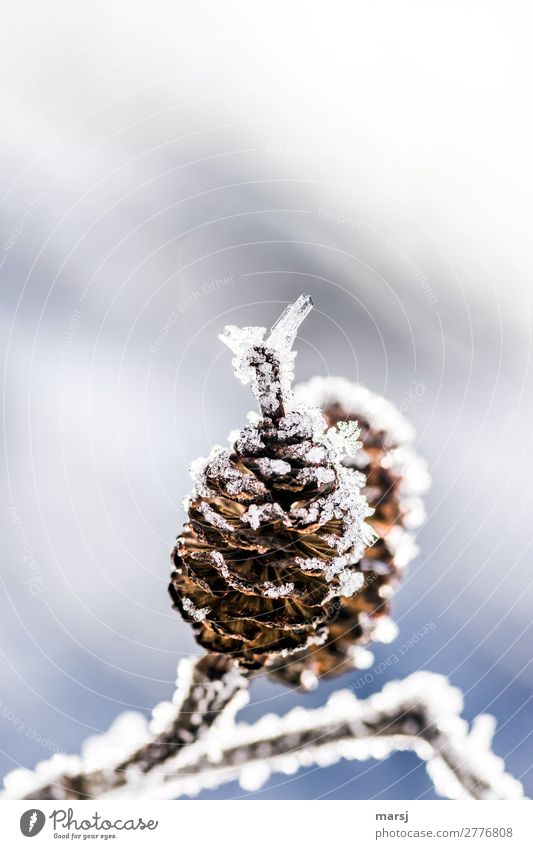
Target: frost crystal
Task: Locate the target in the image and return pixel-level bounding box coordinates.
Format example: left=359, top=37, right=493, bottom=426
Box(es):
left=267, top=294, right=314, bottom=352
left=241, top=503, right=288, bottom=530
left=263, top=582, right=295, bottom=599
left=198, top=502, right=233, bottom=531
left=181, top=596, right=210, bottom=622
left=253, top=458, right=291, bottom=477
left=190, top=447, right=267, bottom=501
left=327, top=420, right=362, bottom=457
left=220, top=295, right=313, bottom=417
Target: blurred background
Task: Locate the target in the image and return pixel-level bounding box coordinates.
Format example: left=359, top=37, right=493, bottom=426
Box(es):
left=1, top=1, right=532, bottom=799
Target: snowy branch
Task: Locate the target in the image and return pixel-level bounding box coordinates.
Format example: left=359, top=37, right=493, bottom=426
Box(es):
left=2, top=662, right=524, bottom=802
left=4, top=655, right=249, bottom=801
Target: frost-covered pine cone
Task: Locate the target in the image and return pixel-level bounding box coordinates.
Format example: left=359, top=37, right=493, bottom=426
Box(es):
left=268, top=377, right=430, bottom=688
left=169, top=298, right=377, bottom=670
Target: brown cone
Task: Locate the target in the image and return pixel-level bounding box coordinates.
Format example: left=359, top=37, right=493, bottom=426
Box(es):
left=169, top=301, right=375, bottom=671
left=267, top=377, right=429, bottom=688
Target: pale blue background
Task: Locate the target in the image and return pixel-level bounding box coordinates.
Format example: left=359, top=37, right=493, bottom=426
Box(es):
left=1, top=1, right=532, bottom=800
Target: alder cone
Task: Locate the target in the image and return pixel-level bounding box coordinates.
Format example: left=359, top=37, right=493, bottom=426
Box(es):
left=169, top=298, right=376, bottom=673
left=268, top=377, right=429, bottom=688
left=170, top=397, right=372, bottom=669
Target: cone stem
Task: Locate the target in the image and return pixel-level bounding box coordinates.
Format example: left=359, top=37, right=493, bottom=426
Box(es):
left=220, top=295, right=313, bottom=420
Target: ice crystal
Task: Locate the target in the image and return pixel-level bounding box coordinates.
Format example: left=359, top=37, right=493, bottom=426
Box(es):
left=190, top=447, right=267, bottom=501
left=181, top=596, right=211, bottom=622
left=253, top=457, right=292, bottom=477
left=294, top=556, right=325, bottom=572
left=324, top=569, right=364, bottom=602
left=220, top=295, right=313, bottom=417
left=327, top=419, right=362, bottom=457
left=305, top=444, right=328, bottom=463
left=263, top=581, right=295, bottom=599
left=241, top=502, right=288, bottom=530
left=267, top=294, right=314, bottom=352
left=277, top=410, right=313, bottom=440
left=233, top=424, right=265, bottom=455
left=198, top=502, right=233, bottom=531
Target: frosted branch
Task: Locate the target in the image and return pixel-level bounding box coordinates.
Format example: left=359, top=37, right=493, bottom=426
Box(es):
left=4, top=655, right=249, bottom=801
left=2, top=669, right=523, bottom=802
left=102, top=671, right=523, bottom=801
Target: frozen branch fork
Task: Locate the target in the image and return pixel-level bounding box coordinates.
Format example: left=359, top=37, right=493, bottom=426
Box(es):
left=2, top=662, right=524, bottom=801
